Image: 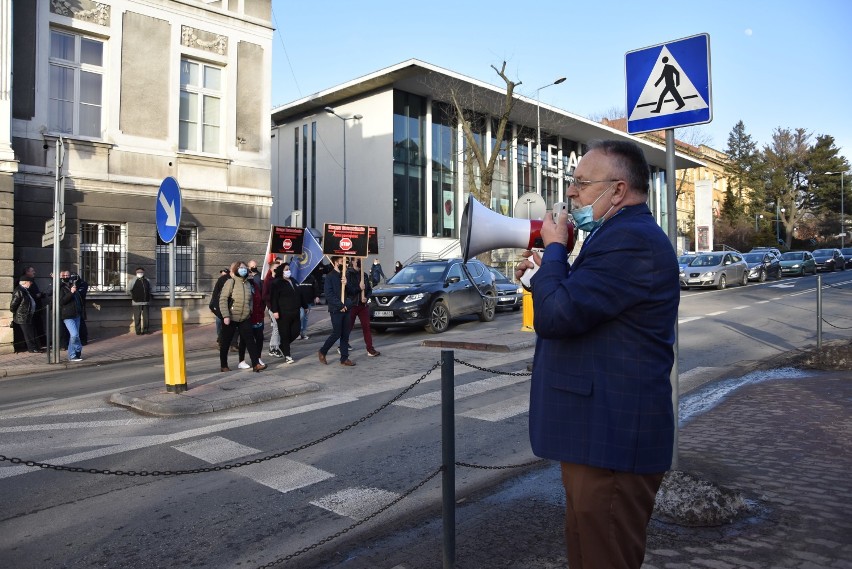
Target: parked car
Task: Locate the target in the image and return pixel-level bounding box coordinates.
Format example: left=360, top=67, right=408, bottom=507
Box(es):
left=369, top=258, right=496, bottom=333
left=750, top=246, right=783, bottom=258
left=678, top=254, right=697, bottom=274
left=778, top=251, right=817, bottom=277
left=840, top=248, right=852, bottom=269
left=680, top=252, right=749, bottom=290
left=487, top=267, right=523, bottom=311
left=742, top=252, right=782, bottom=282
left=811, top=248, right=846, bottom=272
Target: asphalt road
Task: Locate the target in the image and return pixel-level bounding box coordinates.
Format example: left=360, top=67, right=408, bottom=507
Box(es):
left=1, top=271, right=850, bottom=568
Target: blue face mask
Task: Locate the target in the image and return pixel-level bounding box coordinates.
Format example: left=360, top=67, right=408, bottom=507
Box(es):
left=237, top=267, right=248, bottom=277
left=572, top=185, right=615, bottom=232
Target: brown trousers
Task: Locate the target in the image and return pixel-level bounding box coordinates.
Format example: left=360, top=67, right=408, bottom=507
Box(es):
left=561, top=462, right=664, bottom=569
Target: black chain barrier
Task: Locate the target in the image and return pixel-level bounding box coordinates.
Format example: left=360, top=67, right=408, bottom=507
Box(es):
left=453, top=357, right=531, bottom=377
left=3, top=356, right=543, bottom=567
left=0, top=360, right=442, bottom=476
left=256, top=466, right=444, bottom=568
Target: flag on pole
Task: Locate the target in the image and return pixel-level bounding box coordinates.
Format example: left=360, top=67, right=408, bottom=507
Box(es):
left=289, top=229, right=323, bottom=284
left=260, top=226, right=274, bottom=279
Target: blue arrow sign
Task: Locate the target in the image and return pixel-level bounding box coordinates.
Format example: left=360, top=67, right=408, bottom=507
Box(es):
left=626, top=33, right=712, bottom=134
left=156, top=177, right=182, bottom=243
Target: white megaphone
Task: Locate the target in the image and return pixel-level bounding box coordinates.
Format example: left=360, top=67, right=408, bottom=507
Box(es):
left=460, top=195, right=545, bottom=260
left=459, top=194, right=575, bottom=288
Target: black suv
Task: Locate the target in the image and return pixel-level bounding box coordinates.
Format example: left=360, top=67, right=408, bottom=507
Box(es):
left=369, top=258, right=496, bottom=333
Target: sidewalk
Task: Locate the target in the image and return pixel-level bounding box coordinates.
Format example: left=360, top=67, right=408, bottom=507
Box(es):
left=1, top=315, right=849, bottom=568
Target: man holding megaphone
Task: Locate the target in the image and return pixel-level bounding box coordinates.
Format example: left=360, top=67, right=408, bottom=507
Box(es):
left=516, top=139, right=679, bottom=569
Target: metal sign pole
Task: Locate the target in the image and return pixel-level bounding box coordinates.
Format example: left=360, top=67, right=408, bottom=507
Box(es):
left=169, top=239, right=176, bottom=307
left=665, top=129, right=679, bottom=470
left=51, top=138, right=64, bottom=363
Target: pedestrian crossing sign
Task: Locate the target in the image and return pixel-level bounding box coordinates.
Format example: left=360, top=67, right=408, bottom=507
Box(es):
left=626, top=33, right=711, bottom=134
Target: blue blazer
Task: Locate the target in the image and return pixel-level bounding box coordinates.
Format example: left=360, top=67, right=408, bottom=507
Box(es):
left=528, top=203, right=679, bottom=474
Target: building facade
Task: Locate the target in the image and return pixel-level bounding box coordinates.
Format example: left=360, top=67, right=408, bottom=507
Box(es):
left=270, top=60, right=701, bottom=271
left=1, top=0, right=273, bottom=352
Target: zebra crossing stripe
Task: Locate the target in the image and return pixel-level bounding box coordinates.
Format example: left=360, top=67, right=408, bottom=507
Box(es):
left=458, top=394, right=529, bottom=422
left=310, top=487, right=400, bottom=520
left=392, top=375, right=528, bottom=410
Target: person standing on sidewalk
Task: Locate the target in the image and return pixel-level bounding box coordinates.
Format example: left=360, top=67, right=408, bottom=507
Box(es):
left=10, top=276, right=42, bottom=353
left=236, top=271, right=266, bottom=370
left=515, top=139, right=679, bottom=569
left=370, top=258, right=387, bottom=286
left=128, top=267, right=152, bottom=335
left=218, top=261, right=266, bottom=372
left=59, top=269, right=84, bottom=362
left=270, top=262, right=306, bottom=364
left=318, top=256, right=359, bottom=367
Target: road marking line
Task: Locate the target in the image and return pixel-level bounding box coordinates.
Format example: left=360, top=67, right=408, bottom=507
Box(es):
left=0, top=398, right=55, bottom=411
left=0, top=418, right=157, bottom=433
left=238, top=457, right=333, bottom=493
left=732, top=305, right=749, bottom=310
left=311, top=487, right=400, bottom=519
left=678, top=316, right=703, bottom=324
left=173, top=436, right=259, bottom=463
left=392, top=375, right=528, bottom=409
left=458, top=394, right=529, bottom=422
left=706, top=311, right=727, bottom=316
left=756, top=300, right=770, bottom=304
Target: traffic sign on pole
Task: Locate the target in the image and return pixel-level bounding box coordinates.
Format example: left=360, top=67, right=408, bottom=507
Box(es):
left=156, top=177, right=182, bottom=243
left=626, top=33, right=712, bottom=134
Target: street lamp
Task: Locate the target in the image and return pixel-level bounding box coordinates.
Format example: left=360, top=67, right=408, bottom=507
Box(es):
left=754, top=213, right=764, bottom=232
left=824, top=171, right=847, bottom=248
left=535, top=77, right=566, bottom=195
left=776, top=205, right=785, bottom=245
left=325, top=107, right=363, bottom=223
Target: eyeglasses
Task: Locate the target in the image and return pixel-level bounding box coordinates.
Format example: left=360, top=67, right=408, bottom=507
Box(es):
left=569, top=178, right=620, bottom=189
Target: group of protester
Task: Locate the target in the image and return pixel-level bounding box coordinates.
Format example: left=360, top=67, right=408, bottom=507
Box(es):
left=10, top=265, right=89, bottom=360
left=208, top=256, right=388, bottom=372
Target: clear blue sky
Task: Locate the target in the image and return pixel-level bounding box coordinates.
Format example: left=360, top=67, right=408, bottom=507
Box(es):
left=270, top=0, right=851, bottom=160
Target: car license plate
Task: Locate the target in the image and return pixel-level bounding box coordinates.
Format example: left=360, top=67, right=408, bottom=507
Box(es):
left=374, top=310, right=394, bottom=317
left=687, top=279, right=700, bottom=284
left=499, top=296, right=513, bottom=302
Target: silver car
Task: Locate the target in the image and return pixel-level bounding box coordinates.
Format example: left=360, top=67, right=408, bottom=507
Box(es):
left=680, top=252, right=750, bottom=290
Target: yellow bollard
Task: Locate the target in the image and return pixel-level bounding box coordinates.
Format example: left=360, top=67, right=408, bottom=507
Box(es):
left=161, top=307, right=187, bottom=393
left=521, top=288, right=534, bottom=332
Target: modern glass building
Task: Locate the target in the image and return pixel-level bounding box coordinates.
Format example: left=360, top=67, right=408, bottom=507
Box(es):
left=270, top=59, right=702, bottom=268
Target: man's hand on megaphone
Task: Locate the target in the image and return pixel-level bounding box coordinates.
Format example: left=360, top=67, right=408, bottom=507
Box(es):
left=541, top=207, right=577, bottom=251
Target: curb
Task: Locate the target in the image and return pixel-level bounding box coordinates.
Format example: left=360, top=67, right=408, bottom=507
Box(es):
left=109, top=378, right=322, bottom=416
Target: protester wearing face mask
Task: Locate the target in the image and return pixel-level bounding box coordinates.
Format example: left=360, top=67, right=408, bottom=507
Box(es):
left=218, top=261, right=266, bottom=372
left=129, top=267, right=153, bottom=335
left=270, top=262, right=307, bottom=364
left=515, top=140, right=679, bottom=569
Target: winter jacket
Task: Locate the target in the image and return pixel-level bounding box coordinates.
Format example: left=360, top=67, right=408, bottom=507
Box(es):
left=209, top=274, right=232, bottom=319
left=323, top=269, right=359, bottom=312
left=270, top=277, right=307, bottom=315
left=59, top=282, right=81, bottom=319
left=370, top=263, right=386, bottom=286
left=129, top=276, right=152, bottom=304
left=297, top=274, right=320, bottom=306
left=10, top=286, right=37, bottom=324
left=219, top=276, right=253, bottom=323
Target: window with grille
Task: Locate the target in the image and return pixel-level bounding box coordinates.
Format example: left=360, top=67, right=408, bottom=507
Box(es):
left=179, top=59, right=222, bottom=154
left=155, top=228, right=197, bottom=292
left=48, top=29, right=104, bottom=137
left=80, top=223, right=126, bottom=291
